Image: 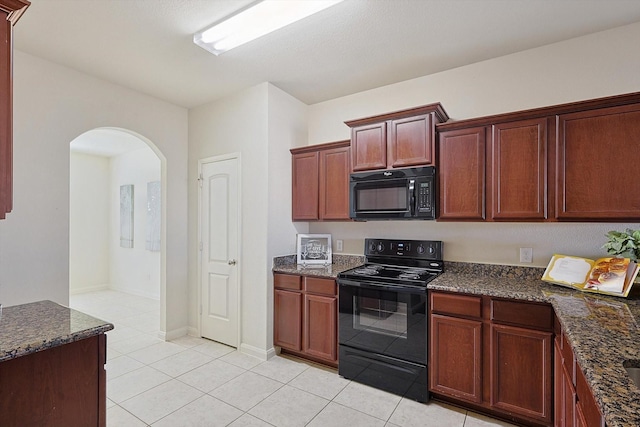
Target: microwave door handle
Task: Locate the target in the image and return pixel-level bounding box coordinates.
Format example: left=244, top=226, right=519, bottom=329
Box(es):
left=409, top=179, right=416, bottom=216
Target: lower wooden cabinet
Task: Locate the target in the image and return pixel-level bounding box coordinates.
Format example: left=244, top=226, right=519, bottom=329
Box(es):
left=429, top=291, right=553, bottom=426
left=554, top=320, right=604, bottom=427
left=0, top=334, right=107, bottom=427
left=274, top=273, right=338, bottom=366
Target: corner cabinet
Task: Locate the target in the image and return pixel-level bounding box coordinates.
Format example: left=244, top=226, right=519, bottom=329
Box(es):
left=274, top=273, right=338, bottom=366
left=0, top=0, right=29, bottom=220
left=429, top=291, right=553, bottom=427
left=556, top=103, right=640, bottom=220
left=291, top=140, right=351, bottom=221
left=554, top=318, right=605, bottom=427
left=345, top=103, right=449, bottom=172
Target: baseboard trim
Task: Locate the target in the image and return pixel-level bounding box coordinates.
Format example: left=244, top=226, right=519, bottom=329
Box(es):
left=69, top=284, right=109, bottom=295
left=108, top=284, right=160, bottom=301
left=187, top=326, right=199, bottom=337
left=239, top=343, right=276, bottom=361
left=158, top=327, right=188, bottom=342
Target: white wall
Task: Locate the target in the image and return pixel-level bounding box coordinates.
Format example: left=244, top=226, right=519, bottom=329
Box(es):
left=1, top=51, right=189, bottom=340
left=109, top=147, right=161, bottom=300
left=69, top=152, right=110, bottom=293
left=189, top=83, right=270, bottom=357
left=307, top=22, right=640, bottom=267
left=189, top=83, right=308, bottom=357
left=266, top=84, right=309, bottom=347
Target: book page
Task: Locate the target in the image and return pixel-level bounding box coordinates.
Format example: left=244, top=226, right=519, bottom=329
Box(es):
left=543, top=255, right=593, bottom=286
left=583, top=257, right=629, bottom=294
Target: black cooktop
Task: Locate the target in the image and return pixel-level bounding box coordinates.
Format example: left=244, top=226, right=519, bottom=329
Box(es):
left=338, top=238, right=444, bottom=287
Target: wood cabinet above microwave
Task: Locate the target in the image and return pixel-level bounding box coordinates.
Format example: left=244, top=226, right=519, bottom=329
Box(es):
left=345, top=103, right=449, bottom=172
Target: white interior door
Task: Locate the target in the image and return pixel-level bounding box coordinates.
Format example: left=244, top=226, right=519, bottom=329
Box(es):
left=200, top=155, right=240, bottom=347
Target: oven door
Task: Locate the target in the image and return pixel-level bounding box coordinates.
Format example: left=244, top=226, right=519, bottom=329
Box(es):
left=338, top=279, right=427, bottom=365
left=350, top=177, right=413, bottom=220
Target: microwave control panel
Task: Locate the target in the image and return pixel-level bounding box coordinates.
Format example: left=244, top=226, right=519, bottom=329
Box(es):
left=417, top=181, right=432, bottom=213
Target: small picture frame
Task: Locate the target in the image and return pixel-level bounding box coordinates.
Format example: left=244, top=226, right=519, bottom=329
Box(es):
left=297, top=234, right=332, bottom=266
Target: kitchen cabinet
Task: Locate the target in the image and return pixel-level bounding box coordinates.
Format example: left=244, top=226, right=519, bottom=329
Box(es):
left=291, top=140, right=350, bottom=221
left=554, top=318, right=605, bottom=427
left=274, top=273, right=338, bottom=366
left=345, top=103, right=449, bottom=172
left=429, top=291, right=553, bottom=426
left=429, top=292, right=483, bottom=403
left=491, top=118, right=547, bottom=220
left=438, top=118, right=547, bottom=221
left=0, top=334, right=107, bottom=427
left=555, top=103, right=640, bottom=220
left=436, top=91, right=640, bottom=222
left=438, top=127, right=487, bottom=220
left=0, top=0, right=29, bottom=220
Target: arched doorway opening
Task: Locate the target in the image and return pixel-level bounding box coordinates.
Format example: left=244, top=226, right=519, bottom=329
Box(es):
left=68, top=127, right=167, bottom=339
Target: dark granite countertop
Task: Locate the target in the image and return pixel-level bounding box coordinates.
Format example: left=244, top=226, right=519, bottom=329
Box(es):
left=273, top=254, right=365, bottom=278
left=431, top=262, right=640, bottom=427
left=0, top=300, right=114, bottom=362
left=273, top=256, right=640, bottom=425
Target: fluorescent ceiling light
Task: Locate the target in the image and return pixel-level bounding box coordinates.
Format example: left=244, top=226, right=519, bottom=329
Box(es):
left=194, top=0, right=343, bottom=56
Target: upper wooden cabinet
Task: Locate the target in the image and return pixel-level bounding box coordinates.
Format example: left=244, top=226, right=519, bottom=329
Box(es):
left=556, top=103, right=640, bottom=220
left=491, top=118, right=547, bottom=220
left=437, top=91, right=640, bottom=222
left=0, top=0, right=29, bottom=220
left=291, top=140, right=350, bottom=221
left=345, top=103, right=449, bottom=172
left=438, top=127, right=486, bottom=220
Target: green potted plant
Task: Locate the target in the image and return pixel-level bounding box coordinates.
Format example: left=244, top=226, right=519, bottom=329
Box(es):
left=602, top=228, right=640, bottom=261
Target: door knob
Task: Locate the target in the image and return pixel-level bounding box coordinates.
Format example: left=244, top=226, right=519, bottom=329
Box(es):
left=228, top=259, right=237, bottom=265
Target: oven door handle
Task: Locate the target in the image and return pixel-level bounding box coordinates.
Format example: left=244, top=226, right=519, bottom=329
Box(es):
left=338, top=278, right=426, bottom=294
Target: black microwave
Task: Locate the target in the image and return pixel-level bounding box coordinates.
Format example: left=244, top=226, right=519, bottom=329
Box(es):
left=349, top=166, right=436, bottom=220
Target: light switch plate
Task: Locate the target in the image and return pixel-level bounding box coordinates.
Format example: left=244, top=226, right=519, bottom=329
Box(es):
left=336, top=239, right=343, bottom=252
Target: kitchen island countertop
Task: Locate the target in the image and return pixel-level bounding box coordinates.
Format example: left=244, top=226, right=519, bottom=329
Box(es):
left=0, top=300, right=114, bottom=362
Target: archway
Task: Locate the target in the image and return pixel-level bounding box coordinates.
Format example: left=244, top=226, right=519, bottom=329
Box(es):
left=69, top=127, right=167, bottom=339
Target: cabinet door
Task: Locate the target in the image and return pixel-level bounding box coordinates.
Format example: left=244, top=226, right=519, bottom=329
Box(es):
left=491, top=119, right=547, bottom=220
left=351, top=122, right=387, bottom=171
left=429, top=314, right=482, bottom=403
left=556, top=104, right=640, bottom=220
left=490, top=324, right=552, bottom=424
left=303, top=294, right=337, bottom=362
left=0, top=11, right=10, bottom=219
left=319, top=146, right=350, bottom=220
left=274, top=289, right=302, bottom=351
left=292, top=151, right=319, bottom=220
left=438, top=127, right=486, bottom=220
left=555, top=337, right=576, bottom=427
left=389, top=114, right=433, bottom=168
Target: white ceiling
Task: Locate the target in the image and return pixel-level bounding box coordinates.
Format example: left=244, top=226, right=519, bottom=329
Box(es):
left=13, top=0, right=640, bottom=110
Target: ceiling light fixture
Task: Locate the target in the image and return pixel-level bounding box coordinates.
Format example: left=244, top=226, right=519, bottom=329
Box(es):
left=193, top=0, right=343, bottom=56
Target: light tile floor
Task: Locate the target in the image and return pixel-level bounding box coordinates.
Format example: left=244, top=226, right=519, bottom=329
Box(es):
left=70, top=290, right=517, bottom=427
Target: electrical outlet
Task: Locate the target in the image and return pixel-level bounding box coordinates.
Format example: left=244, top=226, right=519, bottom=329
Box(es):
left=336, top=239, right=343, bottom=252
left=519, top=247, right=533, bottom=263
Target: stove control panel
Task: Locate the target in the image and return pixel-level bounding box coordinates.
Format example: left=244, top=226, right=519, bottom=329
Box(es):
left=365, top=238, right=442, bottom=260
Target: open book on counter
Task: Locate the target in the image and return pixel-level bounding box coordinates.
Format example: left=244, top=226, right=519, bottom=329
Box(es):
left=542, top=254, right=639, bottom=298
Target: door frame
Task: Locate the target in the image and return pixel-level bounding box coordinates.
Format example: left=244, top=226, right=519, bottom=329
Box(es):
left=197, top=152, right=242, bottom=346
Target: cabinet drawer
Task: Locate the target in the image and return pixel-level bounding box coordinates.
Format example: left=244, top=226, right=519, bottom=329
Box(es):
left=274, top=273, right=302, bottom=290
left=576, top=363, right=604, bottom=426
left=430, top=292, right=482, bottom=319
left=490, top=299, right=553, bottom=331
left=304, top=277, right=336, bottom=296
